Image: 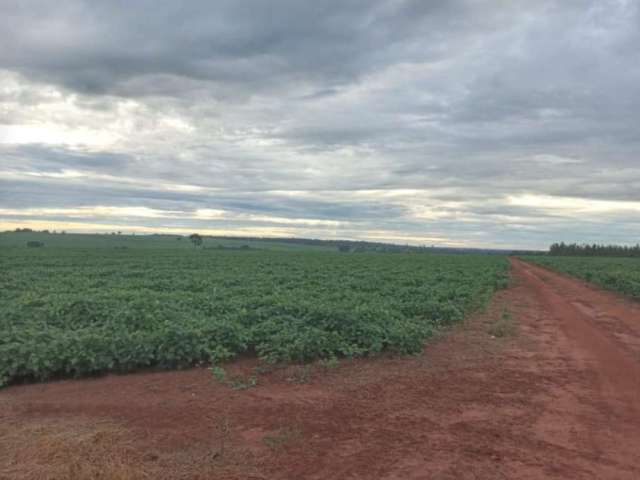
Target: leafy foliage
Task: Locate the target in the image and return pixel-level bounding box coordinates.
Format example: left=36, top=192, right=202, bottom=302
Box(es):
left=0, top=247, right=508, bottom=386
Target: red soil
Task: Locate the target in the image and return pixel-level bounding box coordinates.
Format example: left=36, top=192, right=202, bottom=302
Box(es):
left=1, top=258, right=639, bottom=479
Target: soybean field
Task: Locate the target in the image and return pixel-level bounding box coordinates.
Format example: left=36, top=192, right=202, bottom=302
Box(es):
left=1, top=242, right=508, bottom=386
left=523, top=255, right=640, bottom=299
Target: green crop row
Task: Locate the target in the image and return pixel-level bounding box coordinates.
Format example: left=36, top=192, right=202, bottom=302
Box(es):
left=522, top=255, right=640, bottom=299
left=0, top=248, right=508, bottom=386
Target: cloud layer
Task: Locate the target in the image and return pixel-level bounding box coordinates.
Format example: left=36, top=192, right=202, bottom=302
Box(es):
left=1, top=0, right=639, bottom=248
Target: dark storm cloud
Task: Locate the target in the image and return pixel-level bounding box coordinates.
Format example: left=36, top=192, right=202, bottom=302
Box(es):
left=0, top=0, right=463, bottom=96
left=1, top=0, right=639, bottom=248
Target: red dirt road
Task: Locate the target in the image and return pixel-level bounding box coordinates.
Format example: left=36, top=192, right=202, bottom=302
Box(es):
left=1, top=259, right=640, bottom=479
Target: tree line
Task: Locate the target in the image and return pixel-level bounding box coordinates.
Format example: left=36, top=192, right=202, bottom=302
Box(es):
left=549, top=242, right=640, bottom=257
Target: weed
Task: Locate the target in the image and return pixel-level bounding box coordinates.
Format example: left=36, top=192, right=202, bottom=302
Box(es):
left=287, top=365, right=312, bottom=384
left=210, top=365, right=227, bottom=383
left=488, top=307, right=515, bottom=338
left=253, top=363, right=280, bottom=375
left=213, top=416, right=230, bottom=459
left=262, top=426, right=302, bottom=450
left=318, top=356, right=339, bottom=370
left=211, top=365, right=257, bottom=390
left=228, top=374, right=258, bottom=390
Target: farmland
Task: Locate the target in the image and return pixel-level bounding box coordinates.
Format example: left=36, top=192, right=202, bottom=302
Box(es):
left=523, top=255, right=640, bottom=299
left=0, top=236, right=508, bottom=386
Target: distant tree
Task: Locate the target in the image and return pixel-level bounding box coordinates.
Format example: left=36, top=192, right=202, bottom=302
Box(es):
left=189, top=233, right=203, bottom=247
left=337, top=244, right=350, bottom=253
left=549, top=242, right=640, bottom=258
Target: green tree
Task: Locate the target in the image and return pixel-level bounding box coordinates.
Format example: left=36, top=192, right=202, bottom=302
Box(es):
left=189, top=233, right=203, bottom=247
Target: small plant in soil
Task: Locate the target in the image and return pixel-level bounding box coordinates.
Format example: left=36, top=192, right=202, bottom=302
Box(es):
left=318, top=356, right=340, bottom=370
left=210, top=366, right=257, bottom=390
left=228, top=374, right=258, bottom=390
left=488, top=308, right=516, bottom=338
left=213, top=416, right=230, bottom=460
left=287, top=365, right=313, bottom=384
left=263, top=426, right=303, bottom=451
left=210, top=366, right=226, bottom=382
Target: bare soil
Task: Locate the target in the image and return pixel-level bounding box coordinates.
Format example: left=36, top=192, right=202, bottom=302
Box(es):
left=1, top=259, right=639, bottom=479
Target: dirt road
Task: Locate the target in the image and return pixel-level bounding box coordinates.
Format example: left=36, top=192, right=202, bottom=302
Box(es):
left=1, top=259, right=639, bottom=479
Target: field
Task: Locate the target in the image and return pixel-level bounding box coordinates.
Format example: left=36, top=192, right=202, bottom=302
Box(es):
left=522, top=255, right=640, bottom=299
left=3, top=256, right=640, bottom=479
left=3, top=238, right=640, bottom=478
left=0, top=231, right=337, bottom=251
left=0, top=235, right=508, bottom=387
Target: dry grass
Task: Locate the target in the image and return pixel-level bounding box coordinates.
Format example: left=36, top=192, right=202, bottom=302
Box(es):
left=0, top=418, right=150, bottom=480
left=0, top=415, right=258, bottom=480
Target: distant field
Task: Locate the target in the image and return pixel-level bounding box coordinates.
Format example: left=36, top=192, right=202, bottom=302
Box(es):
left=522, top=256, right=640, bottom=299
left=0, top=236, right=508, bottom=386
left=0, top=231, right=336, bottom=251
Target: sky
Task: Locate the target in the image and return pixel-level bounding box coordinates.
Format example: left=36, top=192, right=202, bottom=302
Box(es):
left=1, top=0, right=639, bottom=249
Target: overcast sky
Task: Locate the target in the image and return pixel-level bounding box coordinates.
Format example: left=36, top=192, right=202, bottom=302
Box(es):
left=1, top=0, right=639, bottom=249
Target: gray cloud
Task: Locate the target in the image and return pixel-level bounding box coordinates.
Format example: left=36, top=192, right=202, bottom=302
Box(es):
left=1, top=0, right=639, bottom=249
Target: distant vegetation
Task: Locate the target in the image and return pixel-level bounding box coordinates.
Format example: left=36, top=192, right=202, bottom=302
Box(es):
left=0, top=235, right=508, bottom=386
left=549, top=242, right=640, bottom=257
left=1, top=229, right=536, bottom=255
left=188, top=233, right=203, bottom=247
